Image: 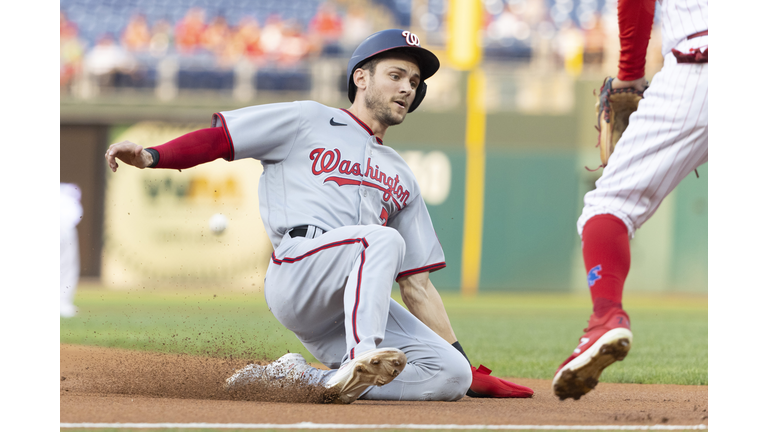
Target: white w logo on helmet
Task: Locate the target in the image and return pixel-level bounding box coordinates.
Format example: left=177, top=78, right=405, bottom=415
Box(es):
left=401, top=31, right=420, bottom=47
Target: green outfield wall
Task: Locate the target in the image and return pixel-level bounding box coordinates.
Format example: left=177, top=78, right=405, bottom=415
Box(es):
left=381, top=78, right=707, bottom=293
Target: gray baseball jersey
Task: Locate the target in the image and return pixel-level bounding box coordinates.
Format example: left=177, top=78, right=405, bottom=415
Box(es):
left=212, top=101, right=470, bottom=401
left=212, top=100, right=445, bottom=278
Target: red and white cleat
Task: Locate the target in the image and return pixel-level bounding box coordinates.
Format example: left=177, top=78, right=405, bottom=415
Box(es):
left=552, top=308, right=632, bottom=400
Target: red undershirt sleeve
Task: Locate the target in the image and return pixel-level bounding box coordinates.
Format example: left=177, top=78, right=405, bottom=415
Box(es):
left=148, top=127, right=233, bottom=170
left=617, top=0, right=656, bottom=81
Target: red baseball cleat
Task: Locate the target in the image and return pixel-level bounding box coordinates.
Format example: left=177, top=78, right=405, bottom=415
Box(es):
left=552, top=308, right=632, bottom=400
left=466, top=365, right=534, bottom=398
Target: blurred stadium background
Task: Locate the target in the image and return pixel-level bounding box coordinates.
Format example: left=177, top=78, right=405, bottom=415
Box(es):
left=60, top=0, right=707, bottom=294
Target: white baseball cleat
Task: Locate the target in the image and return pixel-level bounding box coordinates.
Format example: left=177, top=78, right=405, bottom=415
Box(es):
left=224, top=363, right=266, bottom=390
left=324, top=347, right=407, bottom=404
left=225, top=352, right=310, bottom=390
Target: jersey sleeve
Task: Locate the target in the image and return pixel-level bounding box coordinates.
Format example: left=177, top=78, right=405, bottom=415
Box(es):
left=616, top=0, right=656, bottom=81
left=212, top=101, right=303, bottom=163
left=388, top=195, right=446, bottom=281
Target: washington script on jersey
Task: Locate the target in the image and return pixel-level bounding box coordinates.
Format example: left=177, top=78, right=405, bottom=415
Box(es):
left=309, top=147, right=411, bottom=210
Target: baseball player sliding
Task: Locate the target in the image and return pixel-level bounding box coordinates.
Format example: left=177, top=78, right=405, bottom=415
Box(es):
left=106, top=29, right=532, bottom=403
left=552, top=0, right=708, bottom=400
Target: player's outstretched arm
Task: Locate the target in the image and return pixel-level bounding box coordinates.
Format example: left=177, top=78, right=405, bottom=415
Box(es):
left=105, top=140, right=153, bottom=172
left=106, top=127, right=233, bottom=173
left=398, top=271, right=457, bottom=344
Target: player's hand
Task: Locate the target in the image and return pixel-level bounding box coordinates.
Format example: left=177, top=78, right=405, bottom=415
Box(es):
left=611, top=77, right=648, bottom=93
left=105, top=140, right=153, bottom=172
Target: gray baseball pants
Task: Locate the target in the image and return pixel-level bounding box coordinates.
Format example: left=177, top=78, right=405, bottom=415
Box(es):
left=264, top=224, right=471, bottom=401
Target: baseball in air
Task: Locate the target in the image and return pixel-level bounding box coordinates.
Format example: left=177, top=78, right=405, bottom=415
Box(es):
left=209, top=213, right=228, bottom=234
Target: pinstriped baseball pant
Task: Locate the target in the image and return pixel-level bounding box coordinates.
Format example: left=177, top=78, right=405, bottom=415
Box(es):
left=578, top=38, right=708, bottom=239
left=264, top=224, right=471, bottom=401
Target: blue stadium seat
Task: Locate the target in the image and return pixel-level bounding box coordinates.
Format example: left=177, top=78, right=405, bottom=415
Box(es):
left=114, top=67, right=157, bottom=89
left=255, top=69, right=312, bottom=92
left=178, top=68, right=235, bottom=90
left=484, top=41, right=533, bottom=61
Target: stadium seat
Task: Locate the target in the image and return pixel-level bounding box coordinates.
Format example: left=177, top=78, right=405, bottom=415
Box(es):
left=255, top=69, right=312, bottom=91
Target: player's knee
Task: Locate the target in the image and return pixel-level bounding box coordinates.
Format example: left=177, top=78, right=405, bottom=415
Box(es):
left=441, top=357, right=472, bottom=401
left=366, top=226, right=406, bottom=255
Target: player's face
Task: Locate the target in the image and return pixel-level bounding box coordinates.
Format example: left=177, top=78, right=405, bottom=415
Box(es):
left=364, top=55, right=421, bottom=126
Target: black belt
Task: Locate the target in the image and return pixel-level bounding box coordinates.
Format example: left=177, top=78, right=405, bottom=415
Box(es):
left=289, top=225, right=325, bottom=238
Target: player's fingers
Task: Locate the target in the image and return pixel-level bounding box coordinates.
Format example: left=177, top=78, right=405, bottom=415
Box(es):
left=105, top=149, right=116, bottom=172
left=108, top=155, right=118, bottom=172
left=105, top=145, right=127, bottom=172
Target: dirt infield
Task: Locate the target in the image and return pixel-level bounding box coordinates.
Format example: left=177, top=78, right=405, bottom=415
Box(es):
left=60, top=344, right=708, bottom=428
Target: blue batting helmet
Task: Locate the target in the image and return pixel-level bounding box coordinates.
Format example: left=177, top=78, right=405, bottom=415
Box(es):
left=347, top=29, right=440, bottom=113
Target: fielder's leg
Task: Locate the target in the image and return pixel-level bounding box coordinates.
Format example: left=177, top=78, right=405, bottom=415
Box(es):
left=555, top=50, right=708, bottom=400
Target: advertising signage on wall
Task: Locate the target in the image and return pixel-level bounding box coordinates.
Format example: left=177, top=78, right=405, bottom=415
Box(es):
left=102, top=122, right=272, bottom=289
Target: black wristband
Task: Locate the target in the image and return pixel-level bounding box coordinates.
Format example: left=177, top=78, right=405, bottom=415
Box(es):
left=452, top=341, right=471, bottom=365
left=145, top=148, right=159, bottom=168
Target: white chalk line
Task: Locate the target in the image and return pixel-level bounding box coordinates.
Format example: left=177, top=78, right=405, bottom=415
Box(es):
left=60, top=422, right=708, bottom=430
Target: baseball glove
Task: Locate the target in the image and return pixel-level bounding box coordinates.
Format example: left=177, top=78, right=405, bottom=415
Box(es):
left=590, top=77, right=646, bottom=171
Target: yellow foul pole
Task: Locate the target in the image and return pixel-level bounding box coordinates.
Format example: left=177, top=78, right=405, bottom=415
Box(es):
left=447, top=0, right=485, bottom=296
left=459, top=69, right=486, bottom=296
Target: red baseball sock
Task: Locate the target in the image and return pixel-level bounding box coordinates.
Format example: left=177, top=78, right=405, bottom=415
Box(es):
left=581, top=214, right=630, bottom=318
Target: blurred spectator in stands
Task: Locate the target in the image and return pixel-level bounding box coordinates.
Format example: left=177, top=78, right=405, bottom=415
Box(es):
left=201, top=14, right=231, bottom=57
left=487, top=3, right=531, bottom=45
left=555, top=19, right=585, bottom=77
left=83, top=34, right=136, bottom=88
left=234, top=16, right=263, bottom=62
left=341, top=3, right=373, bottom=54
left=582, top=12, right=605, bottom=72
left=259, top=14, right=285, bottom=62
left=526, top=0, right=557, bottom=69
left=60, top=11, right=78, bottom=38
left=280, top=19, right=312, bottom=66
left=60, top=11, right=84, bottom=90
left=484, top=2, right=533, bottom=60
left=149, top=18, right=174, bottom=57
left=175, top=7, right=207, bottom=54
left=308, top=1, right=343, bottom=55
left=122, top=14, right=152, bottom=52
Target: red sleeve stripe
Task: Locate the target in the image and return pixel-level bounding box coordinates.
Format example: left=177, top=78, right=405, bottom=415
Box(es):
left=212, top=113, right=235, bottom=161
left=396, top=262, right=446, bottom=280
left=351, top=247, right=367, bottom=345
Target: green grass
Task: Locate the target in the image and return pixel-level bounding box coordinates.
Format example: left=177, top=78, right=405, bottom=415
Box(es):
left=61, top=285, right=707, bottom=386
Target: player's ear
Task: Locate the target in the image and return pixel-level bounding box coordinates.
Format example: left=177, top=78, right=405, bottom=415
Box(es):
left=353, top=68, right=368, bottom=93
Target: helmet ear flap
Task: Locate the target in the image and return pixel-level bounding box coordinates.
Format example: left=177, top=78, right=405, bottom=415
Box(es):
left=408, top=81, right=427, bottom=113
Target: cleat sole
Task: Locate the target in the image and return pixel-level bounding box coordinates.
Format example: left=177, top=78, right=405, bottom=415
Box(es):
left=327, top=348, right=407, bottom=404
left=553, top=329, right=632, bottom=401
